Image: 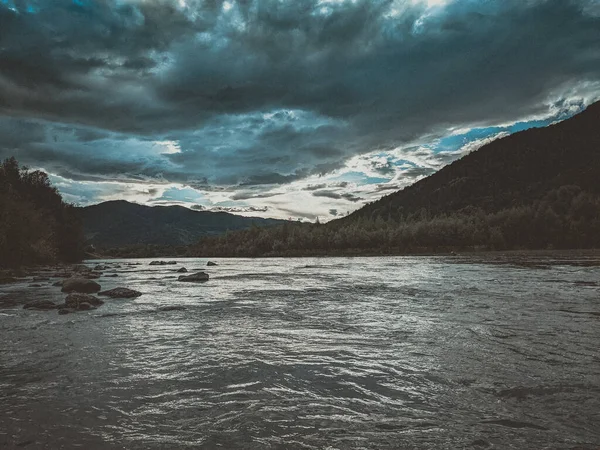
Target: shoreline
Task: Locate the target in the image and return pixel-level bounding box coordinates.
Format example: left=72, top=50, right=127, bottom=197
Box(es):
left=86, top=247, right=600, bottom=260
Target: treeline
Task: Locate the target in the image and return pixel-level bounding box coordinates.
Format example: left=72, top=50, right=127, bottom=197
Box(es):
left=96, top=243, right=188, bottom=259
left=0, top=157, right=84, bottom=267
left=188, top=185, right=600, bottom=257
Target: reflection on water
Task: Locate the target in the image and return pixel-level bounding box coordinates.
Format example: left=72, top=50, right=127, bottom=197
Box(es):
left=1, top=255, right=599, bottom=449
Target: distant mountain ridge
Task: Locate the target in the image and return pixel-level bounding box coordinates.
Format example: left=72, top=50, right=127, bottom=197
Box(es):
left=78, top=200, right=286, bottom=247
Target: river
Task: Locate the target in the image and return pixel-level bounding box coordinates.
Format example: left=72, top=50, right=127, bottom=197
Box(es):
left=1, top=254, right=599, bottom=449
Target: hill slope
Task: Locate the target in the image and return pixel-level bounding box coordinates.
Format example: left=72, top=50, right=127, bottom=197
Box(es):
left=79, top=201, right=286, bottom=247
left=349, top=101, right=600, bottom=221
left=192, top=101, right=600, bottom=256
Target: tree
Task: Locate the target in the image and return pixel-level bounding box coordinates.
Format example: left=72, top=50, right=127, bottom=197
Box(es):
left=0, top=157, right=85, bottom=267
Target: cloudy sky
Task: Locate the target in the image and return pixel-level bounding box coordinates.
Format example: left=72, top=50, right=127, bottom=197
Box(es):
left=1, top=0, right=599, bottom=220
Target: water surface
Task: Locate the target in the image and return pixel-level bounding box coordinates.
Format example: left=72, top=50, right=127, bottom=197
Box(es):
left=1, top=255, right=599, bottom=449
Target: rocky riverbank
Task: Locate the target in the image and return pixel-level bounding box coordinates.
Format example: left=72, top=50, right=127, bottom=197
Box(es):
left=0, top=261, right=211, bottom=314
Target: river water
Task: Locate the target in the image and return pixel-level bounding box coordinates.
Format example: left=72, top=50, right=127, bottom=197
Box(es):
left=1, top=254, right=599, bottom=449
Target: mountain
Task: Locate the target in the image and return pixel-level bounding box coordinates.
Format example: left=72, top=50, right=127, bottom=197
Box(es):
left=347, top=101, right=600, bottom=221
left=79, top=201, right=286, bottom=247
left=193, top=101, right=600, bottom=256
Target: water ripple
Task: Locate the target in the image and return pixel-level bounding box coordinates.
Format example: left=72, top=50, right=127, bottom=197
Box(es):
left=1, top=255, right=599, bottom=449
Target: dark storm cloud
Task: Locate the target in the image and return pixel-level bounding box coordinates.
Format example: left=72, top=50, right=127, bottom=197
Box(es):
left=303, top=181, right=349, bottom=191
left=210, top=205, right=270, bottom=213
left=156, top=0, right=600, bottom=136
left=0, top=0, right=599, bottom=188
left=0, top=1, right=202, bottom=131
left=374, top=183, right=401, bottom=192
left=231, top=190, right=283, bottom=200
left=303, top=183, right=327, bottom=191
left=341, top=193, right=364, bottom=203
left=312, top=190, right=343, bottom=200
left=402, top=166, right=437, bottom=179
left=312, top=190, right=363, bottom=202
left=239, top=171, right=308, bottom=186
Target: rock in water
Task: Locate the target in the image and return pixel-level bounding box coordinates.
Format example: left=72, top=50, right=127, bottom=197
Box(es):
left=177, top=267, right=188, bottom=273
left=178, top=272, right=209, bottom=282
left=84, top=271, right=103, bottom=279
left=77, top=302, right=95, bottom=311
left=207, top=261, right=218, bottom=266
left=158, top=306, right=187, bottom=311
left=65, top=293, right=104, bottom=308
left=98, top=287, right=143, bottom=298
left=23, top=300, right=57, bottom=310
left=150, top=261, right=178, bottom=266
left=61, top=278, right=101, bottom=294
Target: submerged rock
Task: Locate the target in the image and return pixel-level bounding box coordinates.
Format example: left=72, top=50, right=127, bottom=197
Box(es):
left=178, top=272, right=209, bottom=282
left=23, top=300, right=57, bottom=310
left=52, top=280, right=64, bottom=287
left=65, top=293, right=104, bottom=308
left=61, top=278, right=101, bottom=294
left=104, top=273, right=119, bottom=277
left=58, top=308, right=76, bottom=315
left=158, top=305, right=187, bottom=311
left=177, top=267, right=188, bottom=273
left=207, top=261, right=218, bottom=266
left=0, top=295, right=19, bottom=308
left=77, top=302, right=95, bottom=311
left=94, top=265, right=108, bottom=271
left=29, top=283, right=42, bottom=287
left=32, top=276, right=50, bottom=282
left=149, top=261, right=178, bottom=266
left=98, top=287, right=143, bottom=298
left=84, top=271, right=103, bottom=279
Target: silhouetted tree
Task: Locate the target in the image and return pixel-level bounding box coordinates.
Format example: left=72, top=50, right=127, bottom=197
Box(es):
left=0, top=157, right=85, bottom=267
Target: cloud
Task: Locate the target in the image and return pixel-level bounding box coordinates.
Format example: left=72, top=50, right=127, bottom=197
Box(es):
left=1, top=0, right=599, bottom=220
left=312, top=190, right=363, bottom=202
left=230, top=191, right=283, bottom=200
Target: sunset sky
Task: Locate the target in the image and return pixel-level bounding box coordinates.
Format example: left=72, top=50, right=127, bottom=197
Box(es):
left=1, top=0, right=599, bottom=220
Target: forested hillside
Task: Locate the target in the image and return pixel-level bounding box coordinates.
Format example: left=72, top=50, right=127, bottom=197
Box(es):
left=348, top=101, right=600, bottom=221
